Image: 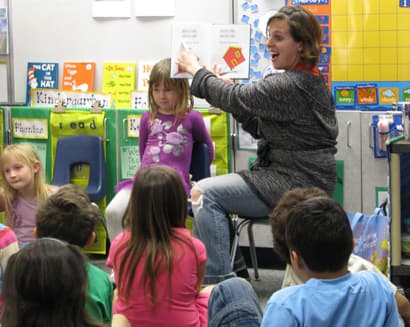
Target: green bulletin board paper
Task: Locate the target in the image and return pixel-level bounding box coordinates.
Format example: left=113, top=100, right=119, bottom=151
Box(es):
left=120, top=145, right=140, bottom=179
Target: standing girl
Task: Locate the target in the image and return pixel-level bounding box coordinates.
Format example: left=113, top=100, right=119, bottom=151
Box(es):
left=106, top=57, right=214, bottom=241
left=107, top=166, right=210, bottom=327
left=0, top=143, right=58, bottom=247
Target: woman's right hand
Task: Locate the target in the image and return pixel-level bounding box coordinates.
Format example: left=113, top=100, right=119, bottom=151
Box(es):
left=176, top=42, right=202, bottom=77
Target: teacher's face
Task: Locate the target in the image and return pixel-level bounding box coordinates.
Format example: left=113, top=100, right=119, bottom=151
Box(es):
left=266, top=19, right=303, bottom=71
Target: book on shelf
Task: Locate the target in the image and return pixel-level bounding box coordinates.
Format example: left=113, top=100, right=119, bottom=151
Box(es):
left=170, top=23, right=251, bottom=79
left=137, top=60, right=157, bottom=91
left=62, top=61, right=96, bottom=92
left=26, top=62, right=59, bottom=105
left=102, top=61, right=136, bottom=109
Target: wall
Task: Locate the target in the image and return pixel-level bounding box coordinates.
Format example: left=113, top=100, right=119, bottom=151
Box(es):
left=9, top=0, right=233, bottom=103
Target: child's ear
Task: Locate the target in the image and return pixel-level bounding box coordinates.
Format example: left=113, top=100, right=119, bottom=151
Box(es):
left=290, top=250, right=304, bottom=269
left=33, top=160, right=41, bottom=174
left=32, top=227, right=38, bottom=239
left=86, top=232, right=96, bottom=246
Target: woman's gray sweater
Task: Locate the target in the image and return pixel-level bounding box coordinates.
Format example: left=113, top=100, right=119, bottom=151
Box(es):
left=191, top=69, right=338, bottom=208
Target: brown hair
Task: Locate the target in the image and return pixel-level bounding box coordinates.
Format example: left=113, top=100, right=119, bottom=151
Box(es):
left=117, top=166, right=198, bottom=305
left=270, top=187, right=328, bottom=263
left=148, top=58, right=193, bottom=122
left=35, top=184, right=99, bottom=247
left=267, top=6, right=322, bottom=67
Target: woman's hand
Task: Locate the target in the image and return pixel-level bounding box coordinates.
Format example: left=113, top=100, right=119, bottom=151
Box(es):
left=212, top=64, right=234, bottom=84
left=176, top=42, right=202, bottom=76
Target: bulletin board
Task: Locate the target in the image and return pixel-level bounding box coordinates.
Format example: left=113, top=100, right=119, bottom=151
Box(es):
left=330, top=0, right=410, bottom=110
left=234, top=0, right=285, bottom=81
left=9, top=0, right=233, bottom=104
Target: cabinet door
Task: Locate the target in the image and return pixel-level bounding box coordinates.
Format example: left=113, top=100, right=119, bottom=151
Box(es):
left=360, top=111, right=389, bottom=215
left=335, top=110, right=362, bottom=213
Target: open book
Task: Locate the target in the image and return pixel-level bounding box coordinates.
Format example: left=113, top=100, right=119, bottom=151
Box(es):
left=171, top=23, right=250, bottom=79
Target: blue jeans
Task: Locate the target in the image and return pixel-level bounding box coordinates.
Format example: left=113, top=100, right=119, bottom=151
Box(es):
left=192, top=173, right=271, bottom=284
left=208, top=277, right=263, bottom=327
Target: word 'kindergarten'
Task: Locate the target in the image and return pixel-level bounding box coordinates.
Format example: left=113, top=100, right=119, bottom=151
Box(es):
left=31, top=89, right=111, bottom=109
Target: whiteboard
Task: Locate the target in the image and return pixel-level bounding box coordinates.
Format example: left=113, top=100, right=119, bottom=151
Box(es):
left=10, top=0, right=232, bottom=104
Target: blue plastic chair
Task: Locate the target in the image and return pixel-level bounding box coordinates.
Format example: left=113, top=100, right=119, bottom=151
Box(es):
left=190, top=142, right=211, bottom=183
left=51, top=135, right=107, bottom=202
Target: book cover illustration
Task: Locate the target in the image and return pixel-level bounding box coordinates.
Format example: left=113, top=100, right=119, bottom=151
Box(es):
left=62, top=62, right=96, bottom=92
left=171, top=23, right=251, bottom=79
left=102, top=62, right=136, bottom=109
left=26, top=62, right=59, bottom=106
left=137, top=60, right=157, bottom=91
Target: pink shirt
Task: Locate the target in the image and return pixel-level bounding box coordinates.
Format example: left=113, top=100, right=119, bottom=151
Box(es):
left=107, top=228, right=208, bottom=327
left=13, top=197, right=37, bottom=247
left=0, top=224, right=19, bottom=314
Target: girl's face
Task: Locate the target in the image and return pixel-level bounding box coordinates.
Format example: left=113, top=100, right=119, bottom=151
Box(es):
left=1, top=156, right=39, bottom=194
left=266, top=19, right=303, bottom=71
left=152, top=81, right=178, bottom=114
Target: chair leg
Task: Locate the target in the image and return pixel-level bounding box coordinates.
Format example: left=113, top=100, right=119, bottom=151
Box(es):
left=247, top=221, right=260, bottom=281
left=230, top=217, right=252, bottom=272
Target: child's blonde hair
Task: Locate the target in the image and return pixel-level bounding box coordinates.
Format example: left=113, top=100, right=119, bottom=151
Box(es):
left=148, top=58, right=194, bottom=122
left=0, top=143, right=52, bottom=226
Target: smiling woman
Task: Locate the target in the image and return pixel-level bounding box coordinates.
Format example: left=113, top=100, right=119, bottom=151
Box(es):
left=176, top=5, right=338, bottom=285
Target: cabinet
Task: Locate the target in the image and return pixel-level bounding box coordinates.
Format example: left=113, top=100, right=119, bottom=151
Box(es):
left=336, top=110, right=391, bottom=214
left=388, top=140, right=410, bottom=280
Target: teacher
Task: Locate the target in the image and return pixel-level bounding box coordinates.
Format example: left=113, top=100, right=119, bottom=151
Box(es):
left=177, top=5, right=338, bottom=284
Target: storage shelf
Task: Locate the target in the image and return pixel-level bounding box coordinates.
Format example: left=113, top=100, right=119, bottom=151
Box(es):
left=388, top=140, right=410, bottom=276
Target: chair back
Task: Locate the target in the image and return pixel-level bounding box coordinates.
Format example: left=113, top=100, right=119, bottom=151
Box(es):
left=52, top=135, right=107, bottom=202
left=190, top=142, right=211, bottom=182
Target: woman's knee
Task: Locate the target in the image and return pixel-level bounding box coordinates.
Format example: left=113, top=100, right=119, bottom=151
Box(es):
left=191, top=186, right=202, bottom=202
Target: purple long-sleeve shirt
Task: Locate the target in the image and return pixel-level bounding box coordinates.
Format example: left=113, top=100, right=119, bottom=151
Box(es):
left=137, top=110, right=214, bottom=195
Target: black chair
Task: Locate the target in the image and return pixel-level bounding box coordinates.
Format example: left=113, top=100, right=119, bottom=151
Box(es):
left=230, top=216, right=269, bottom=281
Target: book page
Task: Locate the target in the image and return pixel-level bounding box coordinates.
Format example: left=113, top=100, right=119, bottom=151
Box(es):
left=170, top=23, right=211, bottom=79
left=171, top=23, right=250, bottom=79
left=210, top=24, right=250, bottom=79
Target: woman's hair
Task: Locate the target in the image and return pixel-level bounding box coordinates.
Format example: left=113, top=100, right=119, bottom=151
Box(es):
left=270, top=187, right=328, bottom=263
left=117, top=166, right=197, bottom=305
left=267, top=6, right=322, bottom=67
left=0, top=143, right=52, bottom=226
left=148, top=58, right=193, bottom=121
left=2, top=238, right=102, bottom=327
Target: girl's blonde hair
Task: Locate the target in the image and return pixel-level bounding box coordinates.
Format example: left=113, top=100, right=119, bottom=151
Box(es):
left=0, top=143, right=52, bottom=226
left=148, top=58, right=194, bottom=122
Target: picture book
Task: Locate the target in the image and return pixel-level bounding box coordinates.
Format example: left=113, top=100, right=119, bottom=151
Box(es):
left=170, top=23, right=251, bottom=79
left=62, top=62, right=96, bottom=92
left=102, top=61, right=136, bottom=109
left=26, top=62, right=59, bottom=105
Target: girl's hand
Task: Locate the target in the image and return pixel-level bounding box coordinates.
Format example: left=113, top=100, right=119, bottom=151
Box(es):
left=176, top=42, right=202, bottom=76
